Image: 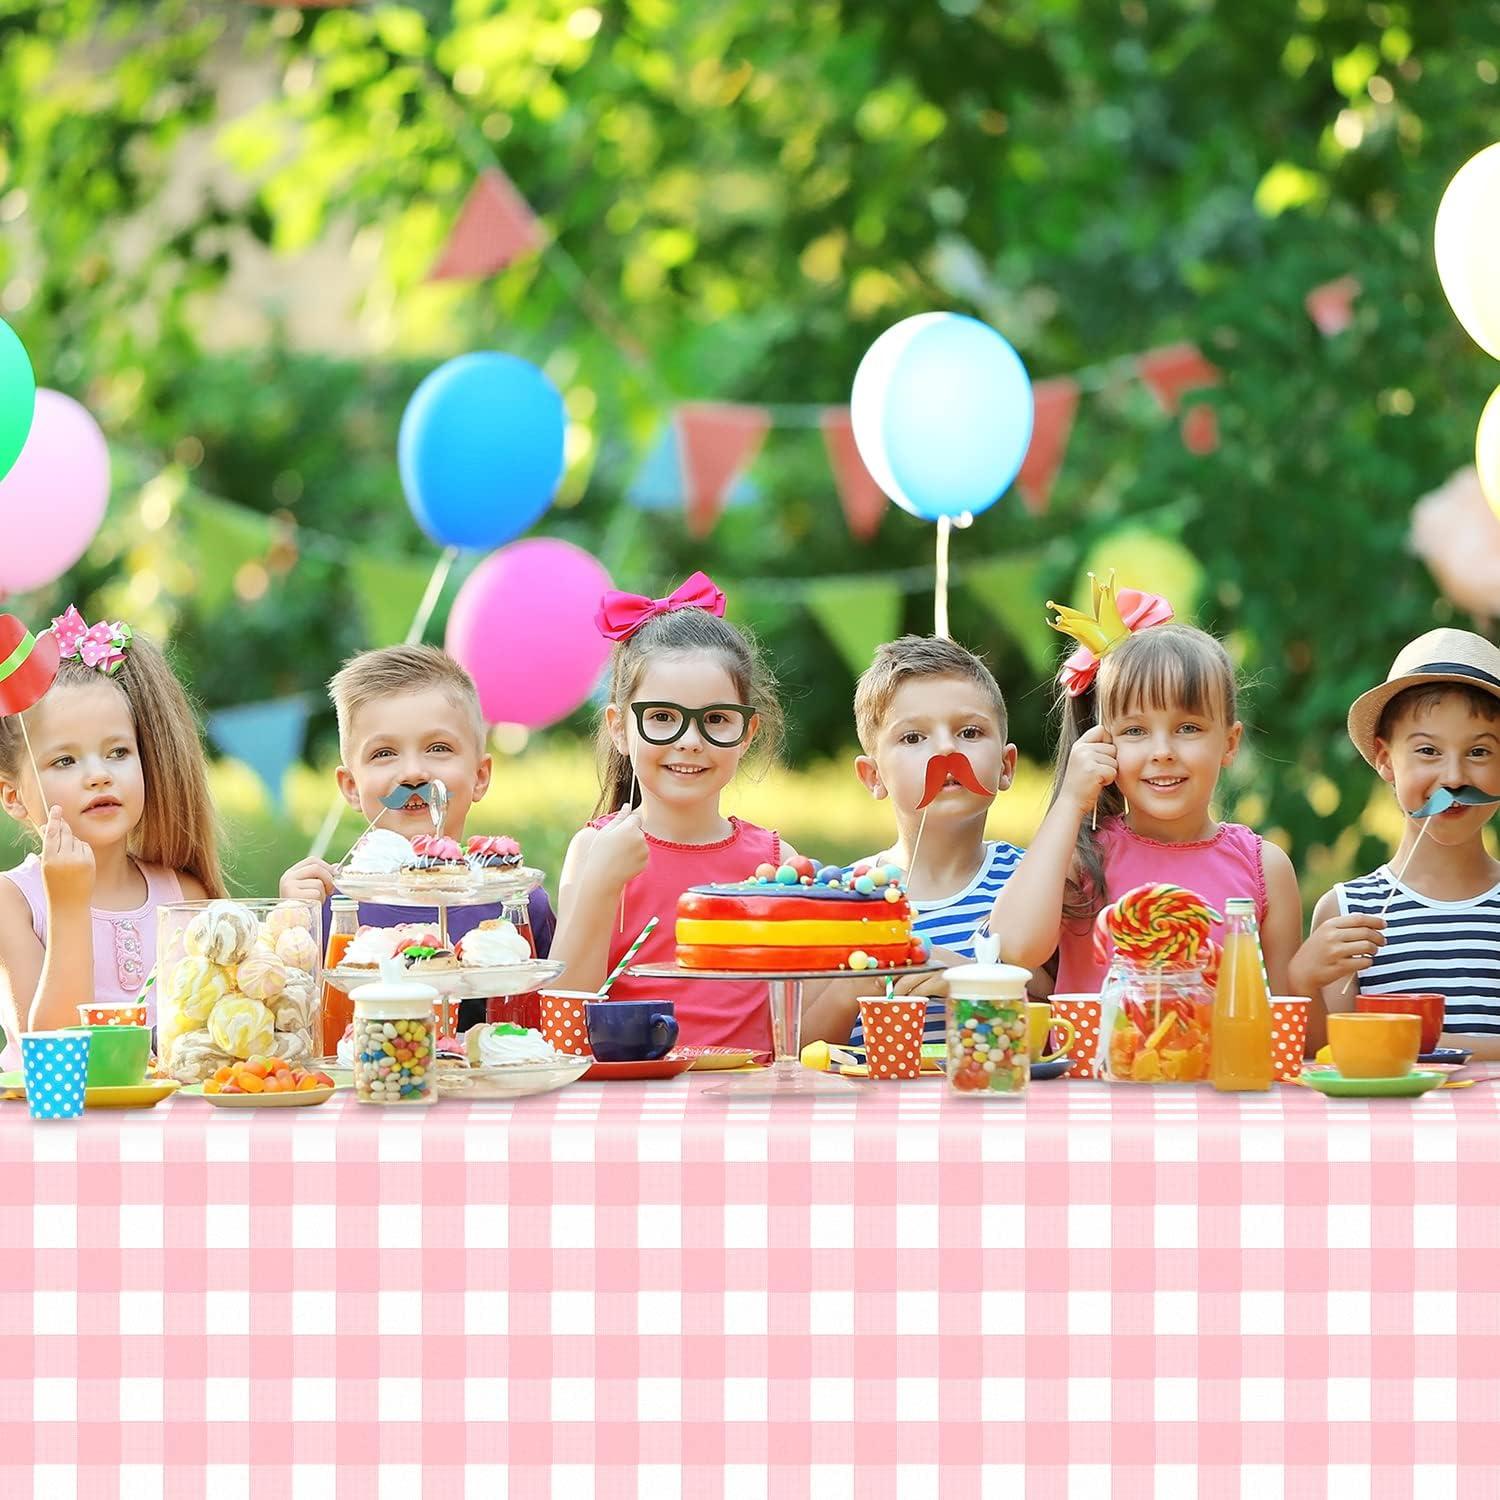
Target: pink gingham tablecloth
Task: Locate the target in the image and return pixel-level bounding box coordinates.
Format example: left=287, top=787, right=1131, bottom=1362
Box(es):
left=4, top=1074, right=1500, bottom=1500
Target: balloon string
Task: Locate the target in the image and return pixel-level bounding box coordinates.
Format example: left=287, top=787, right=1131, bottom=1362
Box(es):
left=17, top=717, right=45, bottom=831
left=934, top=516, right=951, bottom=638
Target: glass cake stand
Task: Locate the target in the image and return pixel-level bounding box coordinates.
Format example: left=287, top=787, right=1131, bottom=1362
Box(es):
left=628, top=961, right=944, bottom=1096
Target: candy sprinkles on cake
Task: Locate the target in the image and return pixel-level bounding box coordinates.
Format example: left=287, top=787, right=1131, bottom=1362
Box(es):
left=675, top=856, right=929, bottom=973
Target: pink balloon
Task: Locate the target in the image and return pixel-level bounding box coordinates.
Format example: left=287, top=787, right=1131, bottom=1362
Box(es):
left=446, top=538, right=614, bottom=730
left=0, top=389, right=110, bottom=595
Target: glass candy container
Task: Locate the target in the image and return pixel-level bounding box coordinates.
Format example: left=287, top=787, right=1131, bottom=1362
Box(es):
left=1097, top=961, right=1214, bottom=1084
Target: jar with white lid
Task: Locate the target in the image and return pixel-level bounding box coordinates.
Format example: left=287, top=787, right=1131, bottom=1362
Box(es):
left=350, top=976, right=440, bottom=1105
left=940, top=961, right=1031, bottom=1096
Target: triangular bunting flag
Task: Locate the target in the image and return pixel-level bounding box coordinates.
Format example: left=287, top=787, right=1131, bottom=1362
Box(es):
left=182, top=495, right=270, bottom=613
left=1304, top=276, right=1361, bottom=337
left=804, top=577, right=904, bottom=680
left=819, top=408, right=887, bottom=541
left=1137, top=343, right=1220, bottom=414
left=1014, top=377, right=1080, bottom=516
left=962, top=552, right=1060, bottom=677
left=1180, top=404, right=1219, bottom=455
left=207, top=695, right=311, bottom=812
left=676, top=403, right=770, bottom=536
left=427, top=168, right=543, bottom=282
left=627, top=423, right=758, bottom=513
left=348, top=552, right=442, bottom=647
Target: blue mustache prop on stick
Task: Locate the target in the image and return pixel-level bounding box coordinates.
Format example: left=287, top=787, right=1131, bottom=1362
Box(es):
left=1380, top=785, right=1500, bottom=916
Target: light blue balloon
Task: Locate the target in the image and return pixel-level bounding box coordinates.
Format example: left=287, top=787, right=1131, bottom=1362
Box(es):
left=851, top=312, right=1034, bottom=521
left=398, top=352, right=566, bottom=550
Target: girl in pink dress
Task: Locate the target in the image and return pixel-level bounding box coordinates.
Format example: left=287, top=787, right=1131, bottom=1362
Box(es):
left=0, top=609, right=226, bottom=1064
left=989, top=576, right=1302, bottom=994
left=551, top=573, right=794, bottom=1054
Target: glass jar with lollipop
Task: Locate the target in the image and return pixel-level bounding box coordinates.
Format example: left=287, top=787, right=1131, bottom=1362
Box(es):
left=1094, top=883, right=1219, bottom=1084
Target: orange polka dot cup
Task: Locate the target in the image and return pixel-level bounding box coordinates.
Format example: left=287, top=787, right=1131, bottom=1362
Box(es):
left=1270, top=997, right=1311, bottom=1082
left=77, top=1002, right=148, bottom=1029
left=857, top=996, right=927, bottom=1080
left=1051, top=996, right=1103, bottom=1080
left=539, top=990, right=594, bottom=1056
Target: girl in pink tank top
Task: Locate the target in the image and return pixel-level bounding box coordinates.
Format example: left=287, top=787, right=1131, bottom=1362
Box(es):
left=988, top=581, right=1303, bottom=995
left=552, top=574, right=791, bottom=1055
left=0, top=609, right=226, bottom=1065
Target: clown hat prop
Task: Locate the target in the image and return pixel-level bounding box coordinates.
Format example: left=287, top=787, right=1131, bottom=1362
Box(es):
left=0, top=614, right=60, bottom=719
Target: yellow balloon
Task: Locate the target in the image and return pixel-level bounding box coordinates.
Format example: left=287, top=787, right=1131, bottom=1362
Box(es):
left=1435, top=143, right=1500, bottom=362
left=1078, top=528, right=1203, bottom=620
left=1479, top=386, right=1500, bottom=518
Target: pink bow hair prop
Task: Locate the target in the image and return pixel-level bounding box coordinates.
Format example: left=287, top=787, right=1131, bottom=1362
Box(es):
left=51, top=605, right=132, bottom=676
left=594, top=570, right=726, bottom=642
left=1058, top=588, right=1173, bottom=698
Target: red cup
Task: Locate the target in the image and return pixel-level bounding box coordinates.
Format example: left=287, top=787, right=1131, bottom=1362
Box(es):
left=1051, top=996, right=1103, bottom=1080
left=78, top=1002, right=148, bottom=1028
left=1355, top=993, right=1444, bottom=1055
left=858, top=996, right=926, bottom=1080
left=1270, top=997, right=1310, bottom=1082
left=539, top=990, right=593, bottom=1056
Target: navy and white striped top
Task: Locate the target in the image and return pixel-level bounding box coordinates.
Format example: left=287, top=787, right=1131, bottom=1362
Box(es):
left=1336, top=867, right=1500, bottom=1037
left=848, top=840, right=1024, bottom=1047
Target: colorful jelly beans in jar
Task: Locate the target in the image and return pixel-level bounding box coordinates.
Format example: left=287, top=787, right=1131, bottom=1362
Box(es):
left=350, top=977, right=440, bottom=1105
left=940, top=962, right=1030, bottom=1096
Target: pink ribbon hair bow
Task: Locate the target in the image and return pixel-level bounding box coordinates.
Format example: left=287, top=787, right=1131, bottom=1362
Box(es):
left=51, top=605, right=133, bottom=676
left=595, top=570, right=726, bottom=642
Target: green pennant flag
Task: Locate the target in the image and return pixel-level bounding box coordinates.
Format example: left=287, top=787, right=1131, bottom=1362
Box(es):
left=963, top=552, right=1061, bottom=677
left=348, top=552, right=443, bottom=647
left=182, top=495, right=271, bottom=612
left=804, top=576, right=904, bottom=680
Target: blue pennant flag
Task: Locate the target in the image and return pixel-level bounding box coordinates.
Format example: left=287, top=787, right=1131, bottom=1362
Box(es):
left=207, top=695, right=312, bottom=812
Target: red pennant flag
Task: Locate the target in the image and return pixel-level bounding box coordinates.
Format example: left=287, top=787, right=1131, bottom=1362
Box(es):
left=427, top=168, right=543, bottom=282
left=676, top=404, right=771, bottom=536
left=1180, top=404, right=1220, bottom=455
left=1305, top=276, right=1362, bottom=337
left=1014, top=377, right=1080, bottom=516
left=819, top=408, right=887, bottom=541
left=1137, top=343, right=1220, bottom=414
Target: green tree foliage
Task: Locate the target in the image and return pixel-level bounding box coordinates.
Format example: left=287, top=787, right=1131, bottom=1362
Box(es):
left=0, top=0, right=1497, bottom=884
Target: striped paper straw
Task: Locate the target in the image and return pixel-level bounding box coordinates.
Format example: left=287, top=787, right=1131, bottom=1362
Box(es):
left=597, top=915, right=659, bottom=997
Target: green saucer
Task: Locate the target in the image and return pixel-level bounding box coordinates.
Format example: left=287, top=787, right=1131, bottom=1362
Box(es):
left=1299, top=1068, right=1444, bottom=1099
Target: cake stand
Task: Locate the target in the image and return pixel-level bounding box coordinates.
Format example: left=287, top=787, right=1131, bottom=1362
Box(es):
left=628, top=961, right=944, bottom=1096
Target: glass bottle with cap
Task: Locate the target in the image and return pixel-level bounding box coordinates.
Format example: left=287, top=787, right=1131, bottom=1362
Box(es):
left=1210, top=897, right=1273, bottom=1092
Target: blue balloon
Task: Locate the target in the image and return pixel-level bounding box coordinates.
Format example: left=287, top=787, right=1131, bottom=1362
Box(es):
left=851, top=313, right=1034, bottom=521
left=398, top=352, right=566, bottom=550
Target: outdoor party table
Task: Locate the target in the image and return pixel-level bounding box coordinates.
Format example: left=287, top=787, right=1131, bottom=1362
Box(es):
left=4, top=1073, right=1499, bottom=1500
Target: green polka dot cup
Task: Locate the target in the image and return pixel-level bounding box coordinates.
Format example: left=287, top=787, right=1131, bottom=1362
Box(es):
left=20, top=1030, right=92, bottom=1120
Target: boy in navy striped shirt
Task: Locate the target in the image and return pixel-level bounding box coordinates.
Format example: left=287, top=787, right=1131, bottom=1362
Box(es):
left=1293, top=628, right=1500, bottom=1060
left=802, top=636, right=1024, bottom=1048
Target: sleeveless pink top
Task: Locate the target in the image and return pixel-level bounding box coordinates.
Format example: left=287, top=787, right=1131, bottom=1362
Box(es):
left=588, top=814, right=780, bottom=1055
left=0, top=854, right=185, bottom=1068
left=1054, top=817, right=1267, bottom=994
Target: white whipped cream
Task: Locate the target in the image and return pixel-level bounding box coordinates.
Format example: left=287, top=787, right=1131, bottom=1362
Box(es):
left=347, top=829, right=416, bottom=874
left=458, top=921, right=531, bottom=967
left=477, top=1026, right=558, bottom=1067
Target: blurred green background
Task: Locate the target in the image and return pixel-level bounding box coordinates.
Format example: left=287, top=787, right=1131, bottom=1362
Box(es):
left=0, top=0, right=1494, bottom=902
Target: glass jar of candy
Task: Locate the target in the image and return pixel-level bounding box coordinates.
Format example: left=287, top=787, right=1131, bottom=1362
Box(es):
left=941, top=962, right=1031, bottom=1096
left=156, top=899, right=323, bottom=1083
left=351, top=977, right=440, bottom=1105
left=1097, top=961, right=1213, bottom=1083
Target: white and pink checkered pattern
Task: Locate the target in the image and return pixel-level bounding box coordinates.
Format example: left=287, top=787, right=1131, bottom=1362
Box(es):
left=4, top=1074, right=1500, bottom=1500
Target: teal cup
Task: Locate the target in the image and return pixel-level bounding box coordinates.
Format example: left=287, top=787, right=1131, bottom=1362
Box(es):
left=20, top=1031, right=92, bottom=1120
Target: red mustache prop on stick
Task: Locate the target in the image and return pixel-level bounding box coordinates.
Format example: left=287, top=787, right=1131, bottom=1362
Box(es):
left=916, top=751, right=996, bottom=810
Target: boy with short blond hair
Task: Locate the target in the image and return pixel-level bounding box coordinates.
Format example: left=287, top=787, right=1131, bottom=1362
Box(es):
left=281, top=644, right=555, bottom=1028
left=803, top=635, right=1023, bottom=1048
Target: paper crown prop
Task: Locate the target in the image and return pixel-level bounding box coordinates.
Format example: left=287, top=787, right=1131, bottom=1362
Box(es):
left=0, top=615, right=60, bottom=718
left=1047, top=570, right=1174, bottom=697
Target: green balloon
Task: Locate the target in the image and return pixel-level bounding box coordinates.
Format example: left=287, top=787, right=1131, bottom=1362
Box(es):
left=0, top=318, right=35, bottom=483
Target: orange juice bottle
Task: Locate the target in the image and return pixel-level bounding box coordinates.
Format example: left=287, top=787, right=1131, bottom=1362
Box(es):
left=1211, top=897, right=1273, bottom=1092
left=322, top=897, right=358, bottom=1056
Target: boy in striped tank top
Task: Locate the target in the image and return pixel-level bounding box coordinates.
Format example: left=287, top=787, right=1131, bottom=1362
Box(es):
left=1292, top=629, right=1500, bottom=1060
left=802, top=637, right=1024, bottom=1049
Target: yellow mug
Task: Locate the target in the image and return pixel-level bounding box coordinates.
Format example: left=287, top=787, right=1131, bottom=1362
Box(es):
left=1027, top=1001, right=1075, bottom=1064
left=1327, top=1012, right=1420, bottom=1080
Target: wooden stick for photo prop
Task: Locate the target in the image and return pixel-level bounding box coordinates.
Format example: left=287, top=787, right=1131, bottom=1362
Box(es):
left=0, top=616, right=61, bottom=830
left=336, top=780, right=445, bottom=868
left=1378, top=785, right=1500, bottom=917
left=597, top=915, right=658, bottom=997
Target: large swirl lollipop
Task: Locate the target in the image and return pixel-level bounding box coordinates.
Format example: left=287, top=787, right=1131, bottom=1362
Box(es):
left=1094, top=882, right=1221, bottom=971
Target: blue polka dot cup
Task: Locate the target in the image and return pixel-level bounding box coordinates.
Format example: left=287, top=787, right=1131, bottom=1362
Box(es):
left=20, top=1031, right=92, bottom=1120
